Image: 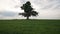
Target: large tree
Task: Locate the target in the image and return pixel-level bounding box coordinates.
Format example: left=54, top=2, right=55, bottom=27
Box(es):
left=19, top=1, right=38, bottom=19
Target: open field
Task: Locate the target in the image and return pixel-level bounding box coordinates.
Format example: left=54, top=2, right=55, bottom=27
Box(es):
left=0, top=19, right=60, bottom=34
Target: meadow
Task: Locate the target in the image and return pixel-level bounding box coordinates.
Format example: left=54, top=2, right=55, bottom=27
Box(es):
left=0, top=19, right=60, bottom=34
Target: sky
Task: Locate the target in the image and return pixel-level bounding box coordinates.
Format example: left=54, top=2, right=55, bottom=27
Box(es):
left=0, top=0, right=60, bottom=19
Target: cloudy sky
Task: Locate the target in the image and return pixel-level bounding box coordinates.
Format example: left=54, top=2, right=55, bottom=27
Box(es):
left=0, top=0, right=60, bottom=19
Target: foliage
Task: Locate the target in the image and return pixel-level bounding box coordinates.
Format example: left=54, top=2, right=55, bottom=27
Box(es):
left=19, top=1, right=38, bottom=19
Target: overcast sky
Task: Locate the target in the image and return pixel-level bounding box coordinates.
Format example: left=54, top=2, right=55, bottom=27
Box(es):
left=0, top=0, right=60, bottom=19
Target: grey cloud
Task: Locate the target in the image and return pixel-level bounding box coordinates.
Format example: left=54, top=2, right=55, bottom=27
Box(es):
left=30, top=0, right=60, bottom=9
left=0, top=0, right=60, bottom=19
left=0, top=11, right=17, bottom=17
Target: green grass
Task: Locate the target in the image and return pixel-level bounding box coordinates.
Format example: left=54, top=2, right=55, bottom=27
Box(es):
left=0, top=19, right=60, bottom=34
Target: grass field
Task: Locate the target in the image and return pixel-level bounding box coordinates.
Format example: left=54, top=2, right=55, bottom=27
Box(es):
left=0, top=19, right=60, bottom=34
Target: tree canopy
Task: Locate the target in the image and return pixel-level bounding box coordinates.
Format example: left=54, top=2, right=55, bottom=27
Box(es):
left=19, top=1, right=38, bottom=19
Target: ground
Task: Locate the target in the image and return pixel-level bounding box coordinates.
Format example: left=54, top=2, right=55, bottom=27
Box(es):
left=0, top=19, right=60, bottom=34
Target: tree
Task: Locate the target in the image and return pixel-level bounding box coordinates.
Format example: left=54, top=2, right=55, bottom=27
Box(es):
left=19, top=1, right=38, bottom=19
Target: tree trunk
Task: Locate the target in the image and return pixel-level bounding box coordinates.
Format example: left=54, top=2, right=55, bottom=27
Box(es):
left=27, top=16, right=29, bottom=20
